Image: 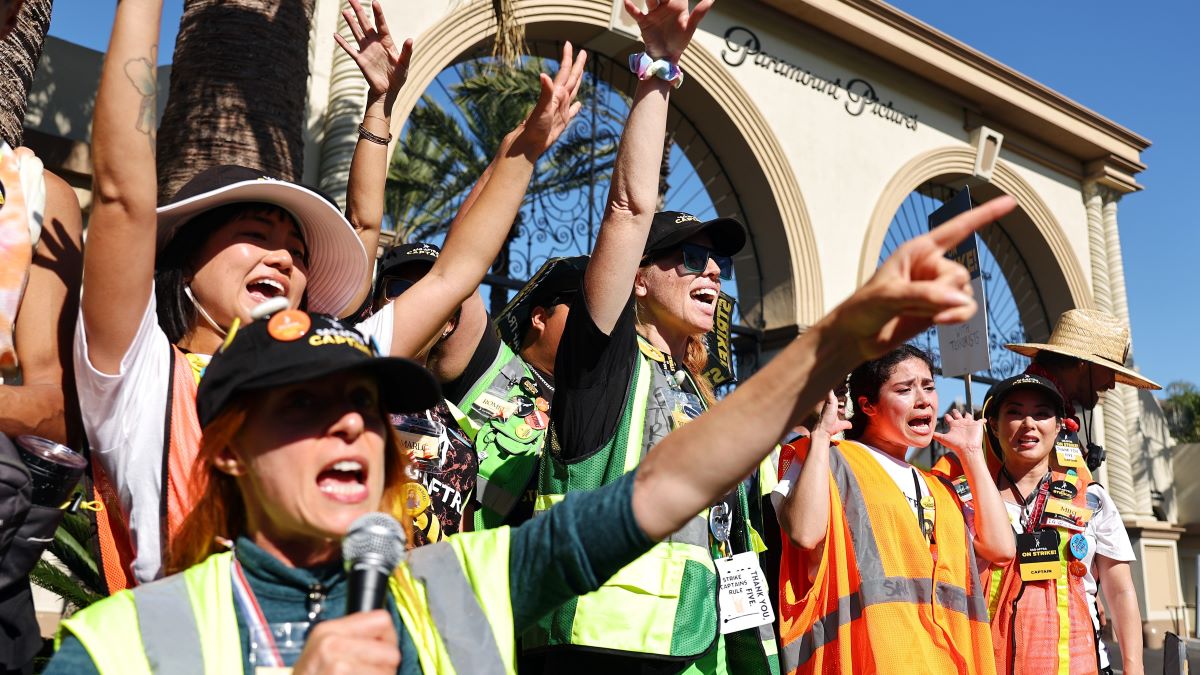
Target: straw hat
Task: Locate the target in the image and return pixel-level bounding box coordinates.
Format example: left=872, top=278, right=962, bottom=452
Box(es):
left=1005, top=309, right=1160, bottom=390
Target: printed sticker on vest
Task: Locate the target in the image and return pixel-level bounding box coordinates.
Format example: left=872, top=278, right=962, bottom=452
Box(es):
left=397, top=431, right=440, bottom=462
left=715, top=552, right=775, bottom=634
left=1016, top=530, right=1060, bottom=581
left=1054, top=439, right=1085, bottom=468
left=474, top=392, right=518, bottom=420
left=1043, top=498, right=1093, bottom=525
left=952, top=476, right=973, bottom=501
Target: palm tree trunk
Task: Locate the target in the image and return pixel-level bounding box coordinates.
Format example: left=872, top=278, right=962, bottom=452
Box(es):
left=0, top=0, right=53, bottom=148
left=156, top=0, right=315, bottom=203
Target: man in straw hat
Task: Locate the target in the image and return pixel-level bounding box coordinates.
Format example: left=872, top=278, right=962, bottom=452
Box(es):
left=1008, top=308, right=1160, bottom=407
left=1007, top=308, right=1160, bottom=469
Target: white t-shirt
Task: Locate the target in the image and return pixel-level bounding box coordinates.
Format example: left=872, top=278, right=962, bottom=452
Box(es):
left=75, top=291, right=181, bottom=583
left=74, top=293, right=396, bottom=582
left=1000, top=482, right=1135, bottom=668
left=772, top=442, right=926, bottom=522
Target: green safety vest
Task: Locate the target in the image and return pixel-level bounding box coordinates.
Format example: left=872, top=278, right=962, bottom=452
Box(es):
left=456, top=342, right=547, bottom=529
left=57, top=528, right=518, bottom=675
left=526, top=337, right=779, bottom=674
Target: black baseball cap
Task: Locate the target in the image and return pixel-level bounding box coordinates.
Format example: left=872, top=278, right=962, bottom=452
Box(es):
left=156, top=165, right=368, bottom=316
left=378, top=242, right=441, bottom=280
left=644, top=211, right=746, bottom=257
left=494, top=256, right=587, bottom=349
left=196, top=309, right=441, bottom=427
left=981, top=373, right=1066, bottom=420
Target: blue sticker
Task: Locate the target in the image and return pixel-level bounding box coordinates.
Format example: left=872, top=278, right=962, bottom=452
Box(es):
left=1069, top=533, right=1089, bottom=560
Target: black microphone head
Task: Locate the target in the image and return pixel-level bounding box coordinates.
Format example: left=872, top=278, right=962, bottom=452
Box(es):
left=343, top=512, right=406, bottom=573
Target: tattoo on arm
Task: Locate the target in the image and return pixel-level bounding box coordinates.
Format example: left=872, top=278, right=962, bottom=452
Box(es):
left=123, top=46, right=158, bottom=154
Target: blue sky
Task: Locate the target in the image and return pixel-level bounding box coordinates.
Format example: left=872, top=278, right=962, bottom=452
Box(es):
left=885, top=0, right=1199, bottom=398
left=47, top=0, right=1196, bottom=397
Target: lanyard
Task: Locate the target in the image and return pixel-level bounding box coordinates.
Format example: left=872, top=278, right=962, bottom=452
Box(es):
left=1002, top=468, right=1051, bottom=531
left=231, top=558, right=284, bottom=668
left=911, top=469, right=934, bottom=543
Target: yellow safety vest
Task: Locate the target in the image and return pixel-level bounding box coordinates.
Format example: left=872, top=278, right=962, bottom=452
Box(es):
left=58, top=528, right=517, bottom=674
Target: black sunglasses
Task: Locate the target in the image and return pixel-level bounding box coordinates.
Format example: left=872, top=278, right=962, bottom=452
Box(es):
left=679, top=242, right=734, bottom=280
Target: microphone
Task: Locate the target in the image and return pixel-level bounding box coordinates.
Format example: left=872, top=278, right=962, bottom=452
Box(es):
left=343, top=512, right=407, bottom=614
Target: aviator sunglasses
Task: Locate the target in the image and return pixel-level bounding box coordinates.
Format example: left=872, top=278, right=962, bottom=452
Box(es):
left=665, top=242, right=734, bottom=280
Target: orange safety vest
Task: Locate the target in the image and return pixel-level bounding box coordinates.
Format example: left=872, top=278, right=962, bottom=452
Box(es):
left=934, top=453, right=1099, bottom=675
left=777, top=438, right=995, bottom=675
left=92, top=345, right=202, bottom=593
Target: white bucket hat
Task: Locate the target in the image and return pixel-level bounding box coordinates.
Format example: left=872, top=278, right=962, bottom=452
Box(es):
left=156, top=165, right=367, bottom=316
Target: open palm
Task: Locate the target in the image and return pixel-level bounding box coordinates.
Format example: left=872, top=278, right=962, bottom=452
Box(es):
left=335, top=0, right=413, bottom=104
left=624, top=0, right=714, bottom=62
left=513, top=42, right=588, bottom=156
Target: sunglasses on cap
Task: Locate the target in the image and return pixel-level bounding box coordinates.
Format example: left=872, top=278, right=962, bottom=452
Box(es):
left=648, top=243, right=734, bottom=280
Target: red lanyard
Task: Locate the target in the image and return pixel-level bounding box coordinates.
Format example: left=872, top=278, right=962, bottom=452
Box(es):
left=1003, top=468, right=1051, bottom=531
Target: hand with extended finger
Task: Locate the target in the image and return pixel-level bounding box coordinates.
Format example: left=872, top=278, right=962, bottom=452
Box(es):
left=624, top=0, right=714, bottom=63
left=933, top=407, right=986, bottom=462
left=292, top=610, right=400, bottom=675
left=511, top=42, right=588, bottom=158
left=811, top=390, right=852, bottom=442
left=335, top=0, right=414, bottom=108
left=829, top=196, right=1016, bottom=361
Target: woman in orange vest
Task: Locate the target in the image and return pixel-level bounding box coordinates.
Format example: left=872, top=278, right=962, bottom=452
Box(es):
left=976, top=374, right=1143, bottom=675
left=775, top=344, right=1014, bottom=674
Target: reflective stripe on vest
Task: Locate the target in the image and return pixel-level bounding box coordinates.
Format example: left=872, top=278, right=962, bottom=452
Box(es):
left=530, top=339, right=776, bottom=668
left=409, top=542, right=506, bottom=675
left=60, top=533, right=518, bottom=675
left=778, top=440, right=993, bottom=675
left=92, top=345, right=200, bottom=592
left=133, top=574, right=205, bottom=675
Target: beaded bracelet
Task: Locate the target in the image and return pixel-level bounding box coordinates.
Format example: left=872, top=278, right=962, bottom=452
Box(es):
left=357, top=123, right=392, bottom=146
left=628, top=52, right=684, bottom=89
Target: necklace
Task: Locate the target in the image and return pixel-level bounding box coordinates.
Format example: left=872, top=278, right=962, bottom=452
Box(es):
left=530, top=367, right=555, bottom=397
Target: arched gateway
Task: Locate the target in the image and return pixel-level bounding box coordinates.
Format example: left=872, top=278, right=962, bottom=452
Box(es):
left=300, top=0, right=1181, bottom=639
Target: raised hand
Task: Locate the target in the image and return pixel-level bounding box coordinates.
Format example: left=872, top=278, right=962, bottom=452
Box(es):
left=933, top=407, right=985, bottom=459
left=811, top=390, right=853, bottom=440
left=624, top=0, right=714, bottom=62
left=335, top=0, right=414, bottom=107
left=512, top=42, right=588, bottom=157
left=832, top=196, right=1017, bottom=361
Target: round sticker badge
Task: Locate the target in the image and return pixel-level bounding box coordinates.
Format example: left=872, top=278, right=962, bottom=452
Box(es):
left=525, top=409, right=549, bottom=431
left=1068, top=560, right=1087, bottom=577
left=514, top=423, right=534, bottom=440
left=535, top=397, right=550, bottom=413
left=518, top=377, right=540, bottom=398
left=267, top=310, right=310, bottom=341
left=512, top=396, right=536, bottom=418
left=402, top=482, right=431, bottom=516
left=1069, top=533, right=1089, bottom=560
left=1050, top=480, right=1078, bottom=501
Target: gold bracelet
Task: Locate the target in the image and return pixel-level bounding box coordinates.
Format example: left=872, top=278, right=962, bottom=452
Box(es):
left=357, top=123, right=392, bottom=146
left=363, top=114, right=389, bottom=123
